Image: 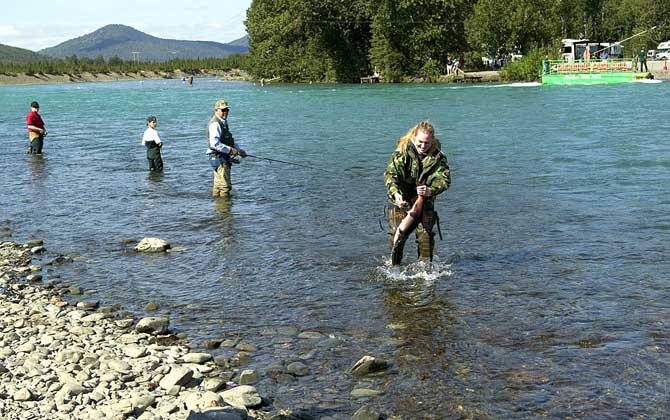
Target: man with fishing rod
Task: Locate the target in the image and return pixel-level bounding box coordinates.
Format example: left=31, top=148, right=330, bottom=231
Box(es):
left=207, top=100, right=247, bottom=197
left=26, top=101, right=47, bottom=155
left=384, top=121, right=451, bottom=265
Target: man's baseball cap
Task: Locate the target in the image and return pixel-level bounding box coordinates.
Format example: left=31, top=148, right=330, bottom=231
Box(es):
left=214, top=100, right=229, bottom=110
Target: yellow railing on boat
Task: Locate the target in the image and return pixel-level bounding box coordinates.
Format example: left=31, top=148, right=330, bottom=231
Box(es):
left=544, top=59, right=634, bottom=75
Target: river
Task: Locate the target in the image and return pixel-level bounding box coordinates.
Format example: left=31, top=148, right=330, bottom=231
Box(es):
left=1, top=78, right=670, bottom=418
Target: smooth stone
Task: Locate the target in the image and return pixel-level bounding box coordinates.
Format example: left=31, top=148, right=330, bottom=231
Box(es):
left=286, top=361, right=310, bottom=376
left=26, top=274, right=42, bottom=282
left=350, top=356, right=389, bottom=376
left=13, top=388, right=33, bottom=401
left=204, top=339, right=223, bottom=349
left=108, top=359, right=132, bottom=373
left=136, top=317, right=169, bottom=334
left=235, top=343, right=257, bottom=352
left=144, top=301, right=159, bottom=312
left=30, top=246, right=46, bottom=254
left=135, top=237, right=171, bottom=253
left=124, top=344, right=147, bottom=358
left=220, top=385, right=262, bottom=409
left=183, top=352, right=212, bottom=364
left=159, top=366, right=193, bottom=390
left=350, top=388, right=383, bottom=398
left=238, top=369, right=259, bottom=385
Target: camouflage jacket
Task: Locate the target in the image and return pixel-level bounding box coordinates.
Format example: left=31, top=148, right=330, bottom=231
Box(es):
left=384, top=141, right=451, bottom=202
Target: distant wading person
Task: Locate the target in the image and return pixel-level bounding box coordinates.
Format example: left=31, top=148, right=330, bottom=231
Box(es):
left=141, top=116, right=163, bottom=172
left=384, top=121, right=451, bottom=265
left=207, top=100, right=247, bottom=197
left=26, top=101, right=47, bottom=154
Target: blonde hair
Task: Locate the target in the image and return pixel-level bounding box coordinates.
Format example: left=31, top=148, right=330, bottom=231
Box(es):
left=395, top=120, right=438, bottom=152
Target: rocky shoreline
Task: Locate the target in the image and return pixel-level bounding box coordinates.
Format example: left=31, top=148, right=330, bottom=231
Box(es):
left=0, top=241, right=389, bottom=420
left=0, top=69, right=249, bottom=87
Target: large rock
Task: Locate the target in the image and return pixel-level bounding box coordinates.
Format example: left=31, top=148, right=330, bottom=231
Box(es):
left=183, top=352, right=213, bottom=364
left=135, top=237, right=171, bottom=253
left=159, top=366, right=194, bottom=390
left=350, top=356, right=389, bottom=376
left=137, top=317, right=169, bottom=334
left=220, top=385, right=262, bottom=409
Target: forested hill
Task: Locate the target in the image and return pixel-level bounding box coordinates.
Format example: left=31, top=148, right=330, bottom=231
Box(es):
left=245, top=0, right=670, bottom=83
left=39, top=24, right=248, bottom=61
left=0, top=44, right=45, bottom=63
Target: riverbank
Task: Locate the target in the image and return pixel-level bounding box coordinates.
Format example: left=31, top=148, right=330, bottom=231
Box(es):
left=0, top=69, right=249, bottom=87
left=0, top=240, right=390, bottom=420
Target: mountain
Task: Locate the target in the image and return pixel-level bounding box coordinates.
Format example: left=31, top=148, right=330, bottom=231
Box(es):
left=0, top=44, right=46, bottom=63
left=226, top=35, right=250, bottom=49
left=39, top=24, right=248, bottom=61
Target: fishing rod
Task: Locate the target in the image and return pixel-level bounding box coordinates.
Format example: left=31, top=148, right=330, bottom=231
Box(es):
left=592, top=26, right=657, bottom=56
left=245, top=153, right=338, bottom=174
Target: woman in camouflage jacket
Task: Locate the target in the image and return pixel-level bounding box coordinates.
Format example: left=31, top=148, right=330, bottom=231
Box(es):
left=384, top=121, right=451, bottom=264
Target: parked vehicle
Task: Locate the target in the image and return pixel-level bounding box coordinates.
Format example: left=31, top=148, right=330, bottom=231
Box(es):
left=559, top=39, right=624, bottom=61
left=654, top=41, right=670, bottom=60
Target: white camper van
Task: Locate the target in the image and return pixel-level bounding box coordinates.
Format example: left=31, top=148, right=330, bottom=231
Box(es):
left=655, top=41, right=670, bottom=60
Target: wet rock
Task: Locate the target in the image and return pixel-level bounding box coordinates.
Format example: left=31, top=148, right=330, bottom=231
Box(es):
left=350, top=389, right=383, bottom=398
left=238, top=369, right=259, bottom=385
left=66, top=286, right=83, bottom=295
left=76, top=300, right=99, bottom=310
left=350, top=356, right=389, bottom=376
left=144, top=301, right=159, bottom=312
left=213, top=356, right=230, bottom=368
left=135, top=238, right=171, bottom=253
left=26, top=273, right=42, bottom=282
left=286, top=362, right=309, bottom=377
left=26, top=239, right=43, bottom=247
left=352, top=405, right=382, bottom=420
left=221, top=339, right=239, bottom=348
left=235, top=343, right=257, bottom=352
left=136, top=317, right=169, bottom=334
left=204, top=339, right=223, bottom=349
left=30, top=245, right=46, bottom=254
left=45, top=255, right=74, bottom=266
left=298, top=331, right=324, bottom=340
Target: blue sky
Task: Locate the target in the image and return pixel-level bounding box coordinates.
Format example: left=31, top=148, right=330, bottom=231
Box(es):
left=1, top=0, right=252, bottom=51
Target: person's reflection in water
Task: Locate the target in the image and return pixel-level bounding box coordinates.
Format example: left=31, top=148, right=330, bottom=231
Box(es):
left=214, top=196, right=237, bottom=248
left=27, top=154, right=47, bottom=183
left=381, top=269, right=475, bottom=416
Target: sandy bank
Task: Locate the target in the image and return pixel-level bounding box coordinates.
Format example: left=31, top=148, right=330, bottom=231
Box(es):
left=0, top=69, right=249, bottom=87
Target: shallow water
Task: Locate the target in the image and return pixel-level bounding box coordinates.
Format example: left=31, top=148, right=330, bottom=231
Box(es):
left=2, top=78, right=670, bottom=418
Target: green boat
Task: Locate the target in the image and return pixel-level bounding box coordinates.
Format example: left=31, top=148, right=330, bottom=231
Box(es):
left=542, top=59, right=650, bottom=85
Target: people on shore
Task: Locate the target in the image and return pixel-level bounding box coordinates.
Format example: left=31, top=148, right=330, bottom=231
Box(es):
left=141, top=116, right=163, bottom=172
left=639, top=49, right=648, bottom=72
left=384, top=121, right=451, bottom=265
left=26, top=101, right=47, bottom=154
left=207, top=99, right=247, bottom=197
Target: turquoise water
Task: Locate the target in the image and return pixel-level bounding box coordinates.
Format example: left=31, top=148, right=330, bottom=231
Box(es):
left=2, top=78, right=670, bottom=418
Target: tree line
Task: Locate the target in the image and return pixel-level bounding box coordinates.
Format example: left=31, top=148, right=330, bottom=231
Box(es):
left=0, top=54, right=250, bottom=77
left=245, top=0, right=670, bottom=82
